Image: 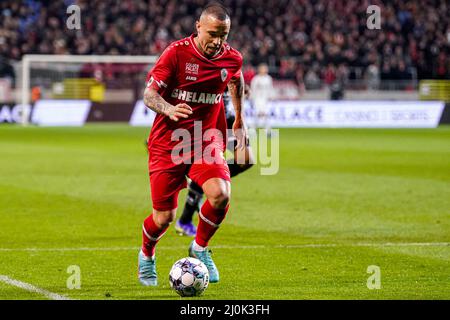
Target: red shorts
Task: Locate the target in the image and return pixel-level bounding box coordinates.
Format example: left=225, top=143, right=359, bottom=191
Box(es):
left=149, top=162, right=230, bottom=211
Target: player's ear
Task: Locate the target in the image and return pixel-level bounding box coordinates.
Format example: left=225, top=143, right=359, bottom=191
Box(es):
left=195, top=20, right=200, bottom=33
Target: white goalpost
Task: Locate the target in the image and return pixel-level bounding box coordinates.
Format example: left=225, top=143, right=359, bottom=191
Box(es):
left=20, top=54, right=158, bottom=125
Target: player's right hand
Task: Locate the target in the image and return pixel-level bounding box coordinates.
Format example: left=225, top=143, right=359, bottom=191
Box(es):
left=167, top=103, right=193, bottom=121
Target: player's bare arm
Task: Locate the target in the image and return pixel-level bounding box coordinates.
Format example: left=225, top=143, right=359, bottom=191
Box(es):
left=228, top=72, right=248, bottom=150
left=143, top=87, right=193, bottom=122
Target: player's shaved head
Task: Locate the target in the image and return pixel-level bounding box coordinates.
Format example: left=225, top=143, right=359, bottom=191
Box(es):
left=195, top=2, right=231, bottom=58
left=200, top=2, right=230, bottom=22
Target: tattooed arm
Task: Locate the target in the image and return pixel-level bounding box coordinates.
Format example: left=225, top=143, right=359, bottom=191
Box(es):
left=227, top=72, right=248, bottom=150
left=143, top=87, right=192, bottom=122
left=227, top=72, right=245, bottom=119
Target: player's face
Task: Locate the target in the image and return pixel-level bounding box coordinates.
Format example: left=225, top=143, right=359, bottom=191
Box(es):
left=196, top=15, right=230, bottom=57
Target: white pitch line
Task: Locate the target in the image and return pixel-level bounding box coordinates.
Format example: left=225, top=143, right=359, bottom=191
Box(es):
left=0, top=242, right=448, bottom=252
left=0, top=275, right=72, bottom=300
left=276, top=242, right=450, bottom=249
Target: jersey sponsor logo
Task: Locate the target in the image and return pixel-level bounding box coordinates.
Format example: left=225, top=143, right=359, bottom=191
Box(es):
left=185, top=63, right=199, bottom=75
left=221, top=68, right=228, bottom=82
left=171, top=89, right=223, bottom=104
left=185, top=76, right=197, bottom=81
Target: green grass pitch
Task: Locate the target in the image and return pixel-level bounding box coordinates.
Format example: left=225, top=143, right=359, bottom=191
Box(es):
left=0, top=124, right=449, bottom=300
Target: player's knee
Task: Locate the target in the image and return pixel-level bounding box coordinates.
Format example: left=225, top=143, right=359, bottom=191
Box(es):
left=207, top=188, right=230, bottom=209
left=203, top=178, right=231, bottom=209
left=153, top=210, right=176, bottom=228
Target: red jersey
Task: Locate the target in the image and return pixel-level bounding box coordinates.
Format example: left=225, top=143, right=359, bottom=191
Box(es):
left=146, top=34, right=243, bottom=171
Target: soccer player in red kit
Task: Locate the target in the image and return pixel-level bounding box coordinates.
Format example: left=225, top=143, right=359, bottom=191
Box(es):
left=138, top=3, right=247, bottom=286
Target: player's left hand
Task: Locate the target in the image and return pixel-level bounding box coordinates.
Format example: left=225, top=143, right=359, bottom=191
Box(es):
left=232, top=117, right=248, bottom=150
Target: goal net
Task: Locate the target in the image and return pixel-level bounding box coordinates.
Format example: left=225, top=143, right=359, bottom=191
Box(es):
left=20, top=55, right=158, bottom=125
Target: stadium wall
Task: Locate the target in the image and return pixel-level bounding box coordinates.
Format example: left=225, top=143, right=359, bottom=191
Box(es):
left=1, top=100, right=448, bottom=128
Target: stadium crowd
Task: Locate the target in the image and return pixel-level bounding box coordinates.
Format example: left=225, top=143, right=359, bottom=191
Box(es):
left=0, top=0, right=449, bottom=88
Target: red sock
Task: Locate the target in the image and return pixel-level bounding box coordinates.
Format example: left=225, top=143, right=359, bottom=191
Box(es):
left=141, top=214, right=168, bottom=257
left=196, top=200, right=229, bottom=247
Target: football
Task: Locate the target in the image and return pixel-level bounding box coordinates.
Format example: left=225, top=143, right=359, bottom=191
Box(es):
left=169, top=257, right=209, bottom=297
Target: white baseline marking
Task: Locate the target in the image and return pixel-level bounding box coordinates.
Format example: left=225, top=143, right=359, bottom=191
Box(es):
left=0, top=242, right=448, bottom=252
left=0, top=275, right=72, bottom=300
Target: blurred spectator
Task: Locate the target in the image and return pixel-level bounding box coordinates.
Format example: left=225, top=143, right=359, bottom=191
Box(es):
left=323, top=64, right=336, bottom=86
left=0, top=57, right=15, bottom=85
left=366, top=63, right=380, bottom=90
left=295, top=66, right=306, bottom=95
left=304, top=63, right=321, bottom=90
left=329, top=64, right=347, bottom=100
left=242, top=64, right=256, bottom=84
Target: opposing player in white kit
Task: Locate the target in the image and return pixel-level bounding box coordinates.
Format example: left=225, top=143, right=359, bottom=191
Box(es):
left=250, top=63, right=273, bottom=134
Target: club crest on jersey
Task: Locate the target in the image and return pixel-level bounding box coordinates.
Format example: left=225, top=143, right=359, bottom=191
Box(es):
left=221, top=68, right=228, bottom=82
